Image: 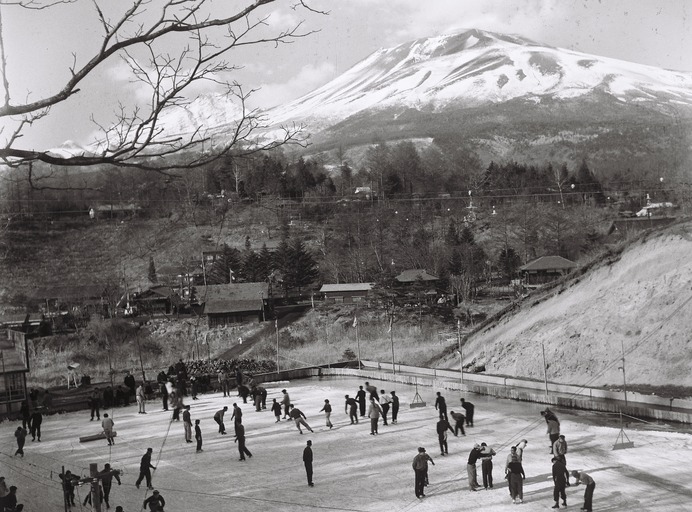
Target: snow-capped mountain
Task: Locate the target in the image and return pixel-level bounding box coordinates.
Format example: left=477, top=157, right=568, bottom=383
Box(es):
left=258, top=29, right=692, bottom=172
left=266, top=29, right=692, bottom=131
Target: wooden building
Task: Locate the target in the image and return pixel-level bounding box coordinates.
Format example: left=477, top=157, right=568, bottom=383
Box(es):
left=520, top=256, right=577, bottom=286
left=0, top=329, right=30, bottom=418
left=320, top=283, right=374, bottom=304
left=199, top=283, right=269, bottom=327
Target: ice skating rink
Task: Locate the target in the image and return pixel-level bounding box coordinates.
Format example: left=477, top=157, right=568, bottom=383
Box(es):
left=2, top=376, right=692, bottom=511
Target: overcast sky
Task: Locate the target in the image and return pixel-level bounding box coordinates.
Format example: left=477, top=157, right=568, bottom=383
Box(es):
left=3, top=0, right=691, bottom=150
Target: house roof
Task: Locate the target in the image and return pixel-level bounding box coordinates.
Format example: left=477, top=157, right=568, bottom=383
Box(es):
left=520, top=256, right=577, bottom=272
left=0, top=313, right=32, bottom=326
left=395, top=269, right=439, bottom=283
left=197, top=283, right=269, bottom=314
left=319, top=283, right=374, bottom=293
left=135, top=286, right=176, bottom=300
left=158, top=264, right=202, bottom=276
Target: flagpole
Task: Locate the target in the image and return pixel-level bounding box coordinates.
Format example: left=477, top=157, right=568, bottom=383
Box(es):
left=275, top=318, right=280, bottom=374
left=355, top=315, right=361, bottom=370
left=389, top=309, right=395, bottom=375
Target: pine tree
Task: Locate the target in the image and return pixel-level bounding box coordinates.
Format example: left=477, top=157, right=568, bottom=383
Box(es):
left=286, top=239, right=319, bottom=293
left=148, top=256, right=158, bottom=284
left=497, top=247, right=521, bottom=283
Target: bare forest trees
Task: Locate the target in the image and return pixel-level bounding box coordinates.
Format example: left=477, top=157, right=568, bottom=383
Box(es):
left=0, top=0, right=323, bottom=173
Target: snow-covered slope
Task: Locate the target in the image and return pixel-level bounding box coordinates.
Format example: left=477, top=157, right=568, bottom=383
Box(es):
left=265, top=29, right=692, bottom=131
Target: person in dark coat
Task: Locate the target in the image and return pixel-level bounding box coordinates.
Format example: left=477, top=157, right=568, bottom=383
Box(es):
left=14, top=427, right=27, bottom=457
left=281, top=389, right=290, bottom=419
left=160, top=380, right=169, bottom=411
left=214, top=406, right=228, bottom=434
left=364, top=382, right=378, bottom=401
left=234, top=423, right=253, bottom=461
left=467, top=444, right=483, bottom=491
left=103, top=386, right=114, bottom=409
left=450, top=410, right=465, bottom=436
left=143, top=490, right=165, bottom=512
left=434, top=392, right=448, bottom=421
left=344, top=395, right=358, bottom=424
left=59, top=470, right=78, bottom=507
left=356, top=386, right=367, bottom=417
left=303, top=440, right=314, bottom=487
left=390, top=391, right=400, bottom=424
left=195, top=419, right=203, bottom=452
left=507, top=454, right=526, bottom=504
left=30, top=410, right=42, bottom=441
left=135, top=448, right=156, bottom=490
left=480, top=442, right=496, bottom=489
left=436, top=417, right=454, bottom=455
left=124, top=371, right=136, bottom=397
left=231, top=403, right=243, bottom=433
left=412, top=447, right=434, bottom=498
left=551, top=457, right=567, bottom=508
left=319, top=399, right=333, bottom=429
left=89, top=389, right=101, bottom=420
left=3, top=486, right=23, bottom=512
left=271, top=398, right=281, bottom=423
left=460, top=398, right=474, bottom=426
left=99, top=463, right=121, bottom=509
left=19, top=401, right=31, bottom=430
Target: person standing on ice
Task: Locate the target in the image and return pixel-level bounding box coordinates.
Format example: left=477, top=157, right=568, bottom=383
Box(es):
left=319, top=399, right=333, bottom=429
left=390, top=391, right=400, bottom=424
left=364, top=382, right=378, bottom=401
left=234, top=423, right=253, bottom=461
left=412, top=447, right=434, bottom=498
left=434, top=392, right=448, bottom=421
left=303, top=440, right=314, bottom=487
left=356, top=386, right=367, bottom=417
left=14, top=426, right=27, bottom=457
left=281, top=389, right=291, bottom=419
left=231, top=403, right=243, bottom=434
left=436, top=416, right=454, bottom=456
left=571, top=470, right=596, bottom=512
left=467, top=444, right=483, bottom=491
left=449, top=410, right=465, bottom=436
left=102, top=413, right=115, bottom=446
left=367, top=397, right=383, bottom=435
left=271, top=398, right=282, bottom=422
left=479, top=442, right=496, bottom=489
left=183, top=406, right=193, bottom=443
left=506, top=451, right=525, bottom=504
left=551, top=457, right=568, bottom=509
left=195, top=419, right=203, bottom=452
left=553, top=435, right=570, bottom=484
left=379, top=389, right=391, bottom=425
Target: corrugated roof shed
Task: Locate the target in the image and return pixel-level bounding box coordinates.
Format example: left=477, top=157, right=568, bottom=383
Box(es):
left=395, top=269, right=439, bottom=283
left=198, top=283, right=269, bottom=314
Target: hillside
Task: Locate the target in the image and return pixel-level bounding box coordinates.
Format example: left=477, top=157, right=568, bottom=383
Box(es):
left=434, top=220, right=692, bottom=388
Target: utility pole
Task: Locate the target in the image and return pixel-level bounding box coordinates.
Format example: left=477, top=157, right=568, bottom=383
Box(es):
left=275, top=318, right=280, bottom=373
left=541, top=342, right=549, bottom=395
left=389, top=306, right=395, bottom=374
left=619, top=340, right=628, bottom=406
left=457, top=319, right=463, bottom=386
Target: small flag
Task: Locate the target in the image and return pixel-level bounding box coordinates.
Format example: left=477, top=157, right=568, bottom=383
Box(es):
left=387, top=315, right=393, bottom=333
left=353, top=316, right=358, bottom=328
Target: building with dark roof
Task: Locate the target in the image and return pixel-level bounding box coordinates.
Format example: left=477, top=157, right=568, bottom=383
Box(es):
left=394, top=269, right=439, bottom=284
left=520, top=256, right=577, bottom=286
left=197, top=283, right=269, bottom=327
left=319, top=283, right=374, bottom=304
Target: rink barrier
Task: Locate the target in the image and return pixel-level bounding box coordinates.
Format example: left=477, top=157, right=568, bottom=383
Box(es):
left=314, top=362, right=692, bottom=424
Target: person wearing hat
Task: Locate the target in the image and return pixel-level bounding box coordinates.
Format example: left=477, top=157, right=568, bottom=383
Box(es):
left=135, top=448, right=156, bottom=490
left=303, top=440, right=314, bottom=487
left=412, top=447, right=434, bottom=498
left=571, top=470, right=595, bottom=512
left=102, top=413, right=115, bottom=446
left=143, top=489, right=165, bottom=511
left=344, top=395, right=359, bottom=424
left=319, top=399, right=333, bottom=429
left=506, top=450, right=525, bottom=504
left=289, top=404, right=314, bottom=434
left=367, top=397, right=383, bottom=435
left=271, top=398, right=282, bottom=423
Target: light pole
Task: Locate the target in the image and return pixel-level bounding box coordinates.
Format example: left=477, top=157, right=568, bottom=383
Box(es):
left=275, top=318, right=280, bottom=374
left=456, top=319, right=463, bottom=386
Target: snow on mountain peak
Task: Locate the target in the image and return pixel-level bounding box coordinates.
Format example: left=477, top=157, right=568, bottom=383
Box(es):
left=264, top=29, right=692, bottom=130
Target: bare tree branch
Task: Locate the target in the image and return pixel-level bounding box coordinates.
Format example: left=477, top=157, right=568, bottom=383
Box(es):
left=0, top=0, right=323, bottom=171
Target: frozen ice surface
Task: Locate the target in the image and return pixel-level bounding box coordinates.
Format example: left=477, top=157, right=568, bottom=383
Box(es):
left=2, top=376, right=692, bottom=511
